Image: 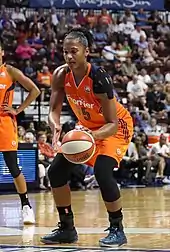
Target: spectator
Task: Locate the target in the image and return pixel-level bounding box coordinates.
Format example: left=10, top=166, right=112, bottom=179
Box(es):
left=127, top=75, right=148, bottom=102
left=144, top=117, right=164, bottom=147
left=119, top=8, right=136, bottom=25
left=15, top=40, right=36, bottom=60
left=18, top=126, right=26, bottom=143
left=131, top=25, right=146, bottom=42
left=11, top=7, right=26, bottom=22
left=121, top=57, right=138, bottom=77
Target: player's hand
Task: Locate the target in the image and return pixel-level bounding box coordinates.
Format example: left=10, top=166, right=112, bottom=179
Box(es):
left=52, top=126, right=61, bottom=152
left=75, top=125, right=92, bottom=134
left=2, top=105, right=18, bottom=115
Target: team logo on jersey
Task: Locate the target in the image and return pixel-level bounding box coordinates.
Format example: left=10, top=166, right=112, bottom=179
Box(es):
left=12, top=141, right=16, bottom=146
left=67, top=95, right=94, bottom=109
left=116, top=148, right=121, bottom=156
left=84, top=86, right=91, bottom=93
left=0, top=84, right=6, bottom=89
left=0, top=72, right=6, bottom=77
left=65, top=82, right=71, bottom=87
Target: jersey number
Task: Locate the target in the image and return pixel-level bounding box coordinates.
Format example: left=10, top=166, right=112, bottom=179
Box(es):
left=81, top=108, right=91, bottom=120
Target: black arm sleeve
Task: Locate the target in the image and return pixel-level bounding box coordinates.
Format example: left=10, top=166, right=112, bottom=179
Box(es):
left=92, top=67, right=114, bottom=99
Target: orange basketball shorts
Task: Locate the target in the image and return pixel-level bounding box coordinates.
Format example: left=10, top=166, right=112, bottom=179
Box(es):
left=86, top=116, right=134, bottom=167
left=0, top=115, right=18, bottom=151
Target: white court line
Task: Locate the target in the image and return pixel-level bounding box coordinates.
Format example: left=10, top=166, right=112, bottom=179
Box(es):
left=1, top=227, right=170, bottom=236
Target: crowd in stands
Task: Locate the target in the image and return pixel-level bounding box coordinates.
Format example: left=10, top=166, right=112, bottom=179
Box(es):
left=0, top=5, right=170, bottom=188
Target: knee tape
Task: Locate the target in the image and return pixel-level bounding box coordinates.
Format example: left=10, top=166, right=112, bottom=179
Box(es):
left=94, top=155, right=120, bottom=202
left=48, top=154, right=75, bottom=188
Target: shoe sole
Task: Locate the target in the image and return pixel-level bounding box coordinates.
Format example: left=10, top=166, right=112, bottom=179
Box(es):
left=40, top=237, right=78, bottom=244
left=99, top=241, right=127, bottom=248
left=23, top=221, right=35, bottom=225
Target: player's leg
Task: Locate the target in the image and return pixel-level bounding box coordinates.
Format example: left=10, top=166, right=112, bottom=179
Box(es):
left=40, top=153, right=78, bottom=244
left=94, top=154, right=127, bottom=247
left=2, top=151, right=35, bottom=224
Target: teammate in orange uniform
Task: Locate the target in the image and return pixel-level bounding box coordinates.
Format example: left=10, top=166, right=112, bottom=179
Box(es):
left=0, top=42, right=40, bottom=224
left=41, top=28, right=133, bottom=247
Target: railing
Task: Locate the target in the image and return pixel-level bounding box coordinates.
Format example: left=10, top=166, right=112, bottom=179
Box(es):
left=13, top=87, right=72, bottom=124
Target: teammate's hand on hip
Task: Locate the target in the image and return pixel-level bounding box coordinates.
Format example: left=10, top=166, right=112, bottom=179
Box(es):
left=2, top=105, right=18, bottom=115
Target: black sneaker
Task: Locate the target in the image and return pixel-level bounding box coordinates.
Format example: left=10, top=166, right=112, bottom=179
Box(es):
left=40, top=222, right=78, bottom=244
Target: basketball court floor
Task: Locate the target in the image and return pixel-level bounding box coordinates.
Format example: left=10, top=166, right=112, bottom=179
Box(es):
left=0, top=187, right=170, bottom=251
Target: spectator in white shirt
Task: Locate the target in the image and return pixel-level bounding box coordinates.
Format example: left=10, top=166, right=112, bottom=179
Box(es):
left=118, top=17, right=134, bottom=36
left=51, top=7, right=59, bottom=26
left=102, top=42, right=117, bottom=61
left=11, top=7, right=26, bottom=22
left=165, top=72, right=170, bottom=83
left=149, top=134, right=170, bottom=179
left=127, top=75, right=148, bottom=101
left=119, top=9, right=136, bottom=25
left=138, top=69, right=152, bottom=84
left=144, top=117, right=164, bottom=136
left=131, top=25, right=146, bottom=42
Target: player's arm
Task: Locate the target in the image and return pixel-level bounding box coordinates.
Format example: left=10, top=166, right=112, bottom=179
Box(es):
left=48, top=65, right=66, bottom=133
left=6, top=65, right=40, bottom=114
left=92, top=68, right=118, bottom=140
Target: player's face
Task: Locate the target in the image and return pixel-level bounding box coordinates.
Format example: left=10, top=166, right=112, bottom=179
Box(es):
left=63, top=39, right=89, bottom=70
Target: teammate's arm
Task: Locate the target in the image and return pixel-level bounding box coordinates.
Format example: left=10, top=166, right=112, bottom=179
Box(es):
left=92, top=68, right=118, bottom=140
left=4, top=65, right=40, bottom=114
left=48, top=65, right=66, bottom=150
left=48, top=65, right=66, bottom=133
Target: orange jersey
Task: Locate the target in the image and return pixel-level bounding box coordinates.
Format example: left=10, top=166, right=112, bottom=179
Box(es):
left=64, top=63, right=132, bottom=130
left=0, top=64, right=15, bottom=115
left=0, top=64, right=18, bottom=151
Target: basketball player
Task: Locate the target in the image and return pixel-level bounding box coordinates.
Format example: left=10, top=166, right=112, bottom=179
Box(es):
left=0, top=42, right=40, bottom=224
left=41, top=28, right=133, bottom=247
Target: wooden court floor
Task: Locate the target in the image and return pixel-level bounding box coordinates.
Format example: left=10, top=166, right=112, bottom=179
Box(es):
left=0, top=187, right=170, bottom=251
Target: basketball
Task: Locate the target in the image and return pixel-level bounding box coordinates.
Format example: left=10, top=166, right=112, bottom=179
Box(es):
left=61, top=130, right=96, bottom=164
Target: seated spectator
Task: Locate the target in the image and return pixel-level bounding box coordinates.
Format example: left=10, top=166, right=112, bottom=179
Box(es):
left=148, top=10, right=162, bottom=31
left=1, top=21, right=15, bottom=44
left=135, top=35, right=148, bottom=50
left=135, top=8, right=148, bottom=27
left=37, top=66, right=52, bottom=101
left=119, top=8, right=136, bottom=25
left=102, top=41, right=117, bottom=61
left=165, top=73, right=170, bottom=83
left=144, top=117, right=164, bottom=147
left=38, top=131, right=56, bottom=189
left=151, top=67, right=164, bottom=84
left=121, top=57, right=138, bottom=77
left=146, top=84, right=166, bottom=115
left=138, top=69, right=152, bottom=84
left=18, top=126, right=26, bottom=143
left=11, top=7, right=26, bottom=22
left=93, top=26, right=108, bottom=48
left=154, top=42, right=170, bottom=63
left=98, top=8, right=112, bottom=26
left=85, top=9, right=97, bottom=28
left=15, top=40, right=36, bottom=60
left=75, top=9, right=86, bottom=26
left=24, top=60, right=36, bottom=80
left=150, top=134, right=170, bottom=180
left=131, top=25, right=146, bottom=42
left=127, top=75, right=148, bottom=102
left=107, top=18, right=119, bottom=38
left=26, top=122, right=36, bottom=134
left=24, top=132, right=35, bottom=143
left=157, top=21, right=170, bottom=36
left=118, top=17, right=134, bottom=36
